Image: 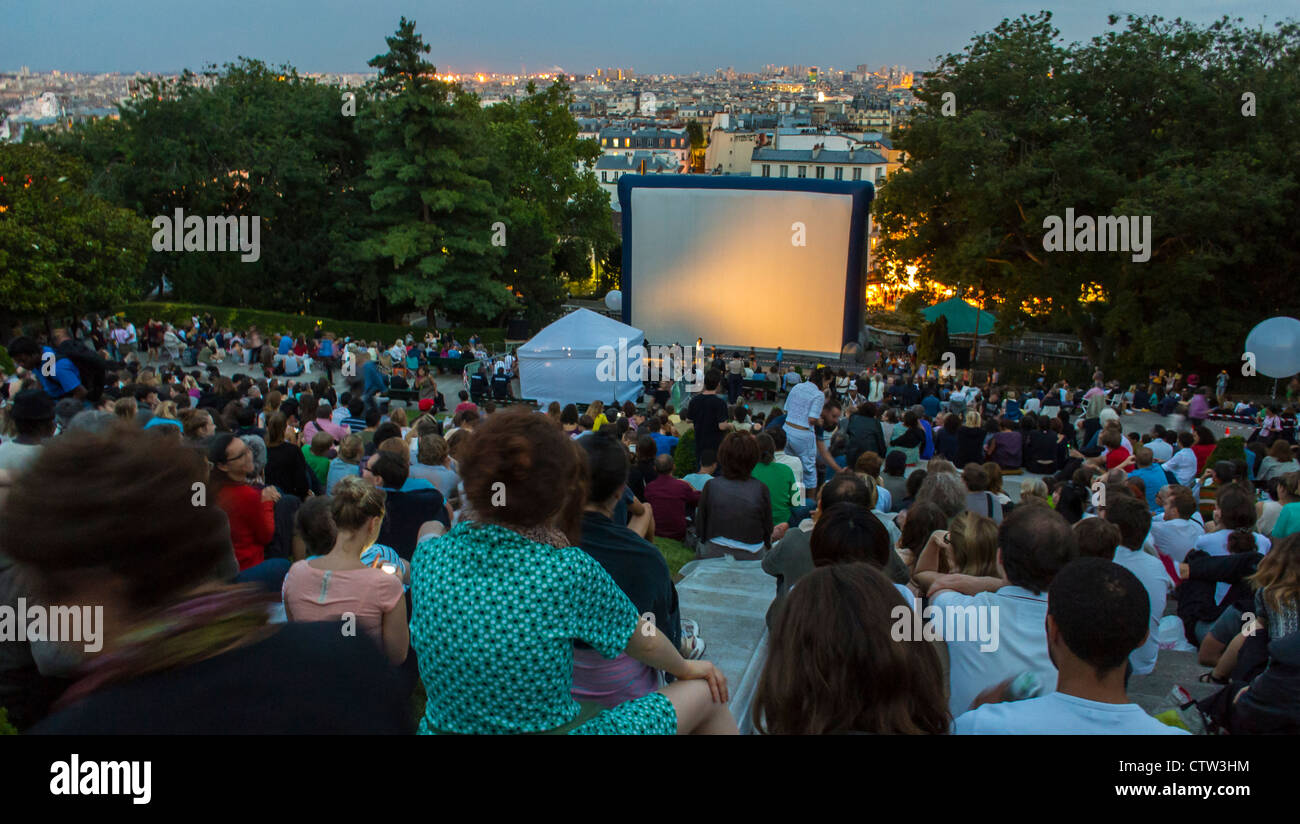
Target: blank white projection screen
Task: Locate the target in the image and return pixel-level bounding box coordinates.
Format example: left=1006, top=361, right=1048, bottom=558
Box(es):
left=628, top=187, right=856, bottom=356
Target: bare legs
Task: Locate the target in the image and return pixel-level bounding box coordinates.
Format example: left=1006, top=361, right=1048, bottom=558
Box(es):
left=659, top=679, right=739, bottom=735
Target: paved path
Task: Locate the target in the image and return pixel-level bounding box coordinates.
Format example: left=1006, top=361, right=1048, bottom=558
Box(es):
left=674, top=558, right=772, bottom=734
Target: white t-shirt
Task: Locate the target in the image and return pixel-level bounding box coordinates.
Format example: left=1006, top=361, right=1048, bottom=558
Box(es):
left=784, top=381, right=825, bottom=429
left=954, top=692, right=1188, bottom=735
left=933, top=585, right=1057, bottom=716
left=1148, top=517, right=1205, bottom=563
left=0, top=440, right=42, bottom=472
left=1113, top=546, right=1171, bottom=676
left=1161, top=448, right=1199, bottom=487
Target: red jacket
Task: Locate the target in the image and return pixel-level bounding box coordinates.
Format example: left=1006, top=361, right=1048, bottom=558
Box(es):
left=218, top=484, right=276, bottom=570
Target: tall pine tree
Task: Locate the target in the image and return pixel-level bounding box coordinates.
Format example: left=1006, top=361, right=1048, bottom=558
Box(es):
left=357, top=18, right=510, bottom=326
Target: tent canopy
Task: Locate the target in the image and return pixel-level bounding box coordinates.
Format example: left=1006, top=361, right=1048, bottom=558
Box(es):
left=921, top=297, right=996, bottom=337
left=518, top=308, right=645, bottom=407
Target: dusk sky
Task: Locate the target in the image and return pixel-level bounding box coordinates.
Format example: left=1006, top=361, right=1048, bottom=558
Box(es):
left=2, top=1, right=1290, bottom=75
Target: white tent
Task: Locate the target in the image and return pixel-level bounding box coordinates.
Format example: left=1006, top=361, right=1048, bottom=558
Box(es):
left=518, top=308, right=646, bottom=408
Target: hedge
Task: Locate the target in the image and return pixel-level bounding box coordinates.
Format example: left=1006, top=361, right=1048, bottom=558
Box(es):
left=115, top=302, right=508, bottom=347
left=1205, top=436, right=1246, bottom=470
left=673, top=427, right=697, bottom=478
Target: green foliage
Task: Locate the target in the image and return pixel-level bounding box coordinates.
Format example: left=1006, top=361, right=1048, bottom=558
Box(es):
left=43, top=60, right=373, bottom=317
left=35, top=19, right=617, bottom=332
left=0, top=142, right=150, bottom=322
left=876, top=12, right=1300, bottom=373
left=483, top=78, right=617, bottom=327
left=116, top=301, right=504, bottom=346
left=0, top=706, right=15, bottom=735
left=893, top=291, right=932, bottom=331
left=356, top=19, right=509, bottom=327
left=917, top=315, right=951, bottom=363
left=1205, top=436, right=1246, bottom=469
left=673, top=427, right=697, bottom=479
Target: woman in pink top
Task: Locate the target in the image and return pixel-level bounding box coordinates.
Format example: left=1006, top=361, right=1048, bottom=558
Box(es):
left=282, top=477, right=407, bottom=664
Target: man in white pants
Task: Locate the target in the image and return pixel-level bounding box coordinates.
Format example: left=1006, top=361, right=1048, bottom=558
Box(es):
left=783, top=367, right=833, bottom=498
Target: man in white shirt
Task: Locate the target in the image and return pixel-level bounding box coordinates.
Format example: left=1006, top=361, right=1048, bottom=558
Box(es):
left=954, top=557, right=1187, bottom=734
left=930, top=505, right=1078, bottom=715
left=783, top=367, right=830, bottom=497
left=1146, top=427, right=1174, bottom=463
left=1160, top=431, right=1198, bottom=486
left=1148, top=485, right=1204, bottom=564
left=1105, top=496, right=1171, bottom=677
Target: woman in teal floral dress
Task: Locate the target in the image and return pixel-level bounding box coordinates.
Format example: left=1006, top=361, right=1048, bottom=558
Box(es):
left=410, top=409, right=735, bottom=735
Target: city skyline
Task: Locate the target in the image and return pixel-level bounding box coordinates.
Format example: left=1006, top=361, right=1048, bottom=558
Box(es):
left=3, top=0, right=1289, bottom=76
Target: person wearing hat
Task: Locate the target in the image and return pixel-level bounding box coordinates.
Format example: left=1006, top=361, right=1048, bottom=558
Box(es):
left=0, top=389, right=57, bottom=473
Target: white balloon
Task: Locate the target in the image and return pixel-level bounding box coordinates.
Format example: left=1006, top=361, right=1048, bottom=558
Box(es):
left=604, top=290, right=622, bottom=312
left=1245, top=316, right=1300, bottom=378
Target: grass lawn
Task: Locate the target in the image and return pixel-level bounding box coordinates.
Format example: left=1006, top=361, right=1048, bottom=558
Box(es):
left=654, top=536, right=694, bottom=579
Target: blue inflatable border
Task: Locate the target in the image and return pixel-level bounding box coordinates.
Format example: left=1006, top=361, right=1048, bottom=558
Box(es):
left=617, top=174, right=875, bottom=354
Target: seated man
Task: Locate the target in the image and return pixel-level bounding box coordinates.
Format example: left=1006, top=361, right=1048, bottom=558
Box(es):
left=930, top=505, right=1077, bottom=715
left=954, top=558, right=1187, bottom=734
left=1147, top=485, right=1204, bottom=569
left=682, top=449, right=717, bottom=492
left=1125, top=447, right=1166, bottom=513
left=490, top=367, right=512, bottom=400
left=642, top=453, right=700, bottom=542
left=365, top=450, right=450, bottom=560
left=646, top=417, right=678, bottom=458
left=1105, top=495, right=1171, bottom=678
left=573, top=433, right=689, bottom=708
left=762, top=473, right=909, bottom=627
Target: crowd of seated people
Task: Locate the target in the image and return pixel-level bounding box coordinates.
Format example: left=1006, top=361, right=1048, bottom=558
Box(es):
left=2, top=322, right=1299, bottom=736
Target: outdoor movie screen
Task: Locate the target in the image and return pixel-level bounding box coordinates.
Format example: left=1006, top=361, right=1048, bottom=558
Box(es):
left=618, top=175, right=874, bottom=357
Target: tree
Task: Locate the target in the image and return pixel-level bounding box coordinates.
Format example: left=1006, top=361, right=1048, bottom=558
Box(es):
left=0, top=143, right=149, bottom=330
left=917, top=315, right=951, bottom=364
left=482, top=79, right=617, bottom=326
left=44, top=60, right=372, bottom=317
left=875, top=12, right=1300, bottom=372
left=356, top=18, right=510, bottom=326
